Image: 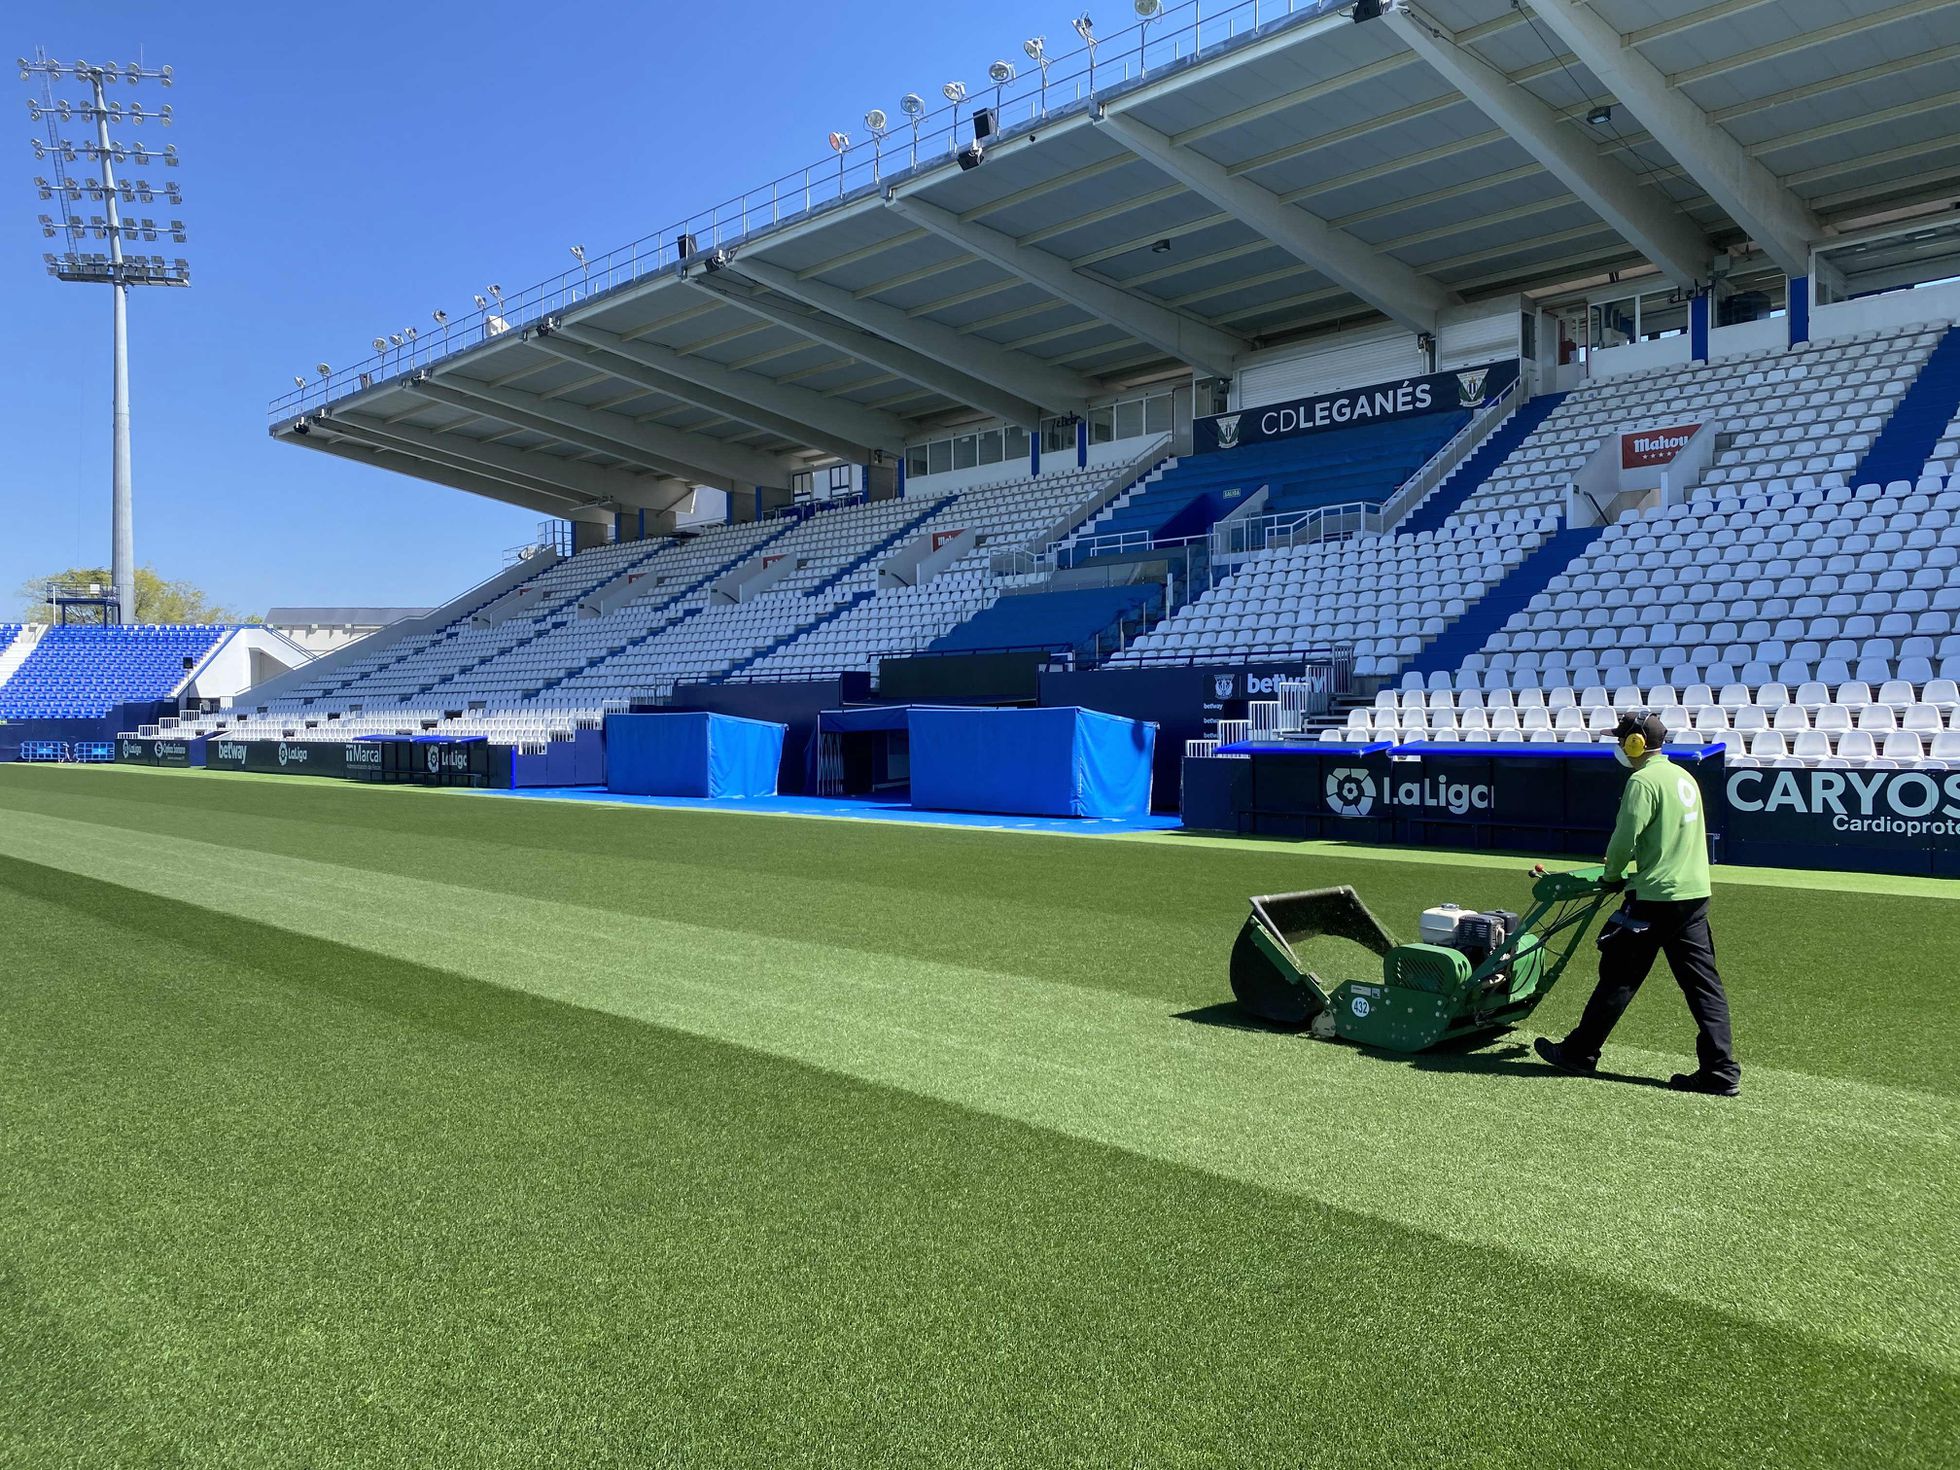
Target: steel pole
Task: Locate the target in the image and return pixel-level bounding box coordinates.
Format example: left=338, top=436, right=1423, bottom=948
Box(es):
left=91, top=74, right=134, bottom=624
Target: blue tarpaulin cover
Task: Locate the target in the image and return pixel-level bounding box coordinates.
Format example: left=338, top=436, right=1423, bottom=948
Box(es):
left=909, top=706, right=1155, bottom=818
left=606, top=712, right=786, bottom=798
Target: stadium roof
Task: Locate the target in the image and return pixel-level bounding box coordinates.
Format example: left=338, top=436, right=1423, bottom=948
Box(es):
left=264, top=607, right=431, bottom=627
left=271, top=0, right=1960, bottom=522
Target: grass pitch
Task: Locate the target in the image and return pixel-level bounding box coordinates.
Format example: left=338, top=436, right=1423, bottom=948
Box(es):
left=1, top=765, right=1955, bottom=1468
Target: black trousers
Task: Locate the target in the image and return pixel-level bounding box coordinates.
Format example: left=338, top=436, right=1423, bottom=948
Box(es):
left=1565, top=896, right=1739, bottom=1083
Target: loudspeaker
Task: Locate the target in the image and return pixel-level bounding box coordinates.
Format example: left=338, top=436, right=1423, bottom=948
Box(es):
left=958, top=142, right=985, bottom=171
left=972, top=107, right=996, bottom=142
left=676, top=231, right=697, bottom=260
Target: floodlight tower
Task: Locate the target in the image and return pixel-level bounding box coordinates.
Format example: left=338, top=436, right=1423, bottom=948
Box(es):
left=20, top=48, right=187, bottom=625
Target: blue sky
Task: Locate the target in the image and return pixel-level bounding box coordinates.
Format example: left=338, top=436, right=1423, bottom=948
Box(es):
left=2, top=0, right=1080, bottom=615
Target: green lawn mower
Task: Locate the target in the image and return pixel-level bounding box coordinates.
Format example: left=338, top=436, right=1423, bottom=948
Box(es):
left=1229, top=866, right=1617, bottom=1052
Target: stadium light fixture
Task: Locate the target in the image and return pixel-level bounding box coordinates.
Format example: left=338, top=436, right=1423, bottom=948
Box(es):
left=1586, top=104, right=1613, bottom=126
left=487, top=283, right=503, bottom=304
left=986, top=60, right=1015, bottom=123
left=19, top=47, right=188, bottom=624
left=865, top=108, right=888, bottom=180
left=432, top=308, right=448, bottom=323
left=827, top=129, right=850, bottom=192
left=942, top=81, right=966, bottom=155
left=316, top=363, right=331, bottom=379
left=1134, top=0, right=1162, bottom=63
left=292, top=374, right=306, bottom=389
left=899, top=92, right=926, bottom=165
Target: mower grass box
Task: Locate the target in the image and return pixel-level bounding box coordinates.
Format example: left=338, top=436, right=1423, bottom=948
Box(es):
left=1230, top=866, right=1612, bottom=1052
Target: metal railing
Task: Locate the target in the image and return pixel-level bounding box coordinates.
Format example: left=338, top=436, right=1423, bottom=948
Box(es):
left=1375, top=375, right=1523, bottom=530
left=267, top=0, right=1349, bottom=421
left=1208, top=500, right=1379, bottom=558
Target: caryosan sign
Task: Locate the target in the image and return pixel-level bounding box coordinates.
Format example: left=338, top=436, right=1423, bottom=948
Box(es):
left=1194, top=360, right=1520, bottom=453
left=1727, top=768, right=1960, bottom=840
left=1621, top=423, right=1700, bottom=469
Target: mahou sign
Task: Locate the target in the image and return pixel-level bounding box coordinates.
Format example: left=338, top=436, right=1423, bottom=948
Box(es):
left=1621, top=423, right=1700, bottom=469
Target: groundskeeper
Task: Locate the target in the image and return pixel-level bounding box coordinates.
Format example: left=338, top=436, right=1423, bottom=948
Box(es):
left=1535, top=712, right=1741, bottom=1096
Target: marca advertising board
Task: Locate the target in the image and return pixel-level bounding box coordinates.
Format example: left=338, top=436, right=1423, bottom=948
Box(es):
left=1621, top=423, right=1702, bottom=469
left=114, top=736, right=202, bottom=768
left=203, top=738, right=389, bottom=780
left=1194, top=359, right=1519, bottom=454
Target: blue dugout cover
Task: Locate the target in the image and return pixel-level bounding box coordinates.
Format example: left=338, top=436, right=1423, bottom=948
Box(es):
left=909, top=706, right=1155, bottom=818
left=605, top=712, right=786, bottom=798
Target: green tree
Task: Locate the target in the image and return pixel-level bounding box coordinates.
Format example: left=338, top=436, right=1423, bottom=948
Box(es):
left=18, top=566, right=260, bottom=625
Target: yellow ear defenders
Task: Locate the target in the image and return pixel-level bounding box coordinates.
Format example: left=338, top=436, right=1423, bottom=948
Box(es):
left=1616, top=711, right=1663, bottom=764
left=1621, top=724, right=1649, bottom=761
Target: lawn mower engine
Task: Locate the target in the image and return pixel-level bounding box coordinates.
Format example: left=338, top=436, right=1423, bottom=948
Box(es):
left=1229, top=867, right=1613, bottom=1053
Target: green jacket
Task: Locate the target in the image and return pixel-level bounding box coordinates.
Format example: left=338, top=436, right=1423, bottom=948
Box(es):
left=1602, top=754, right=1712, bottom=901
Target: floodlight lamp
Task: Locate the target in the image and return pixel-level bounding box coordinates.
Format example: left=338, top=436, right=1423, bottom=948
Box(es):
left=29, top=138, right=44, bottom=158
left=1135, top=0, right=1163, bottom=15
left=127, top=61, right=142, bottom=82
left=73, top=57, right=88, bottom=76
left=163, top=144, right=178, bottom=165
left=103, top=62, right=120, bottom=83
left=1586, top=104, right=1613, bottom=126
left=488, top=283, right=503, bottom=302
left=26, top=100, right=40, bottom=121
left=105, top=101, right=123, bottom=122
left=828, top=130, right=849, bottom=153
left=294, top=376, right=307, bottom=389
left=56, top=100, right=71, bottom=121
left=864, top=108, right=888, bottom=134
left=899, top=92, right=925, bottom=117
left=389, top=333, right=405, bottom=347
left=404, top=326, right=417, bottom=341
left=16, top=59, right=28, bottom=80
left=37, top=213, right=55, bottom=237
left=1023, top=36, right=1046, bottom=62
left=169, top=219, right=186, bottom=242
left=129, top=103, right=145, bottom=123
left=159, top=66, right=173, bottom=86
left=942, top=80, right=966, bottom=102
left=372, top=337, right=388, bottom=351
left=989, top=60, right=1016, bottom=84
left=316, top=363, right=332, bottom=378
left=157, top=104, right=172, bottom=126
left=473, top=293, right=488, bottom=308
left=34, top=175, right=50, bottom=196
left=432, top=308, right=449, bottom=324
left=1073, top=14, right=1096, bottom=44
left=569, top=243, right=585, bottom=262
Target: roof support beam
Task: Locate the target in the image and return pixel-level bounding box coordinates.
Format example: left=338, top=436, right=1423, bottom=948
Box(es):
left=291, top=428, right=612, bottom=523
left=536, top=321, right=912, bottom=462
left=1095, top=108, right=1460, bottom=335
left=1520, top=0, right=1823, bottom=278
left=410, top=376, right=793, bottom=489
left=1380, top=5, right=1712, bottom=291
left=722, top=256, right=1100, bottom=418
left=325, top=411, right=693, bottom=514
left=689, top=270, right=1050, bottom=428
left=887, top=194, right=1248, bottom=379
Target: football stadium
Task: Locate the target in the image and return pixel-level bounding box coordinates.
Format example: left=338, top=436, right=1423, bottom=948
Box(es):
left=6, top=1, right=1960, bottom=1463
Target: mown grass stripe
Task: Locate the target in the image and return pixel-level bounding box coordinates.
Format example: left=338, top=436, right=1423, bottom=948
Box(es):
left=1, top=806, right=1954, bottom=1373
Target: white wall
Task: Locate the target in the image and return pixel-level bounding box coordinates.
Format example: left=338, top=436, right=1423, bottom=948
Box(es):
left=1812, top=277, right=1960, bottom=343
left=1708, top=317, right=1784, bottom=361
left=901, top=432, right=1165, bottom=495
left=1588, top=334, right=1692, bottom=378
left=1436, top=296, right=1523, bottom=372
left=185, top=628, right=313, bottom=705
left=1236, top=323, right=1424, bottom=409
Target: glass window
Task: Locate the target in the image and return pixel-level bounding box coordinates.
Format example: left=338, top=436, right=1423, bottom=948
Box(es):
left=953, top=434, right=977, bottom=470
left=928, top=439, right=952, bottom=475
left=1638, top=289, right=1687, bottom=341
left=1090, top=406, right=1115, bottom=444
left=1005, top=425, right=1030, bottom=461
left=1144, top=392, right=1172, bottom=434
left=1043, top=419, right=1073, bottom=454
left=906, top=446, right=928, bottom=478
left=1114, top=399, right=1144, bottom=440
left=978, top=429, right=1003, bottom=466
left=1589, top=296, right=1635, bottom=350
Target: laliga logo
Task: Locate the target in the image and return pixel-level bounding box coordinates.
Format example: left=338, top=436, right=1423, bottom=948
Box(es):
left=427, top=745, right=443, bottom=774
left=1326, top=767, right=1377, bottom=818
left=1213, top=413, right=1242, bottom=450
left=277, top=741, right=291, bottom=767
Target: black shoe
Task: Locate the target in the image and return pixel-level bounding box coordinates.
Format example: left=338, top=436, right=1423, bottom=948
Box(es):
left=1534, top=1036, right=1597, bottom=1075
left=1668, top=1071, right=1741, bottom=1098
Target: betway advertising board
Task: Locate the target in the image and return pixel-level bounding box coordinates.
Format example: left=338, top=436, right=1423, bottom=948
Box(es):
left=203, top=738, right=391, bottom=780
left=1194, top=359, right=1519, bottom=454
